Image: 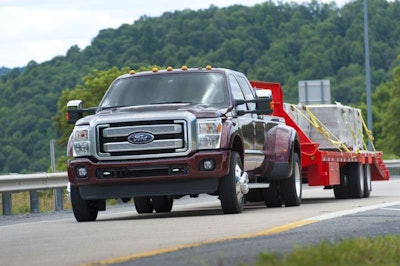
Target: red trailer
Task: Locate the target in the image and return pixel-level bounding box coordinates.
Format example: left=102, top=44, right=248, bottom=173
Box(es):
left=251, top=80, right=389, bottom=199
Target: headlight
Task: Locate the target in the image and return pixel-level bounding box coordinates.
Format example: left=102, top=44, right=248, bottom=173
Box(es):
left=197, top=119, right=222, bottom=149
left=72, top=126, right=91, bottom=157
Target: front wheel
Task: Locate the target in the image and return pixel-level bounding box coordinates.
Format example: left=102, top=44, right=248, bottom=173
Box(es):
left=70, top=185, right=99, bottom=222
left=219, top=151, right=245, bottom=214
left=280, top=153, right=302, bottom=207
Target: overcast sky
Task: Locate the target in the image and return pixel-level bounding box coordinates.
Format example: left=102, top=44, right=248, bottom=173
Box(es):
left=0, top=0, right=349, bottom=68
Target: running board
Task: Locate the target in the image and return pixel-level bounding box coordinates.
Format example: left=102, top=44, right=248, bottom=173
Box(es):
left=248, top=183, right=270, bottom=189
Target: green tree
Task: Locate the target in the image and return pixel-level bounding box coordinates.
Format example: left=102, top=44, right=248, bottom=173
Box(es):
left=374, top=64, right=400, bottom=155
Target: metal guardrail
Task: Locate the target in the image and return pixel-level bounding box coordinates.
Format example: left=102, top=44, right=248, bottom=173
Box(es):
left=0, top=172, right=68, bottom=216
left=383, top=159, right=400, bottom=169
left=0, top=172, right=68, bottom=193
left=1, top=160, right=400, bottom=216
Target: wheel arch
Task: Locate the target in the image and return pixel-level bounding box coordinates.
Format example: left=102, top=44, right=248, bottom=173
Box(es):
left=231, top=133, right=244, bottom=165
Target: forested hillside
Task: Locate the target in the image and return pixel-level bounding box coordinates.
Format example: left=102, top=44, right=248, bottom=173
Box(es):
left=0, top=0, right=399, bottom=173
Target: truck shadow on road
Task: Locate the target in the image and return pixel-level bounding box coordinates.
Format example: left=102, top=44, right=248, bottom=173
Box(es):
left=96, top=195, right=384, bottom=222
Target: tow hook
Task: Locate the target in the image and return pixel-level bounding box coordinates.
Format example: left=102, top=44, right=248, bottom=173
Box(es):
left=239, top=172, right=249, bottom=194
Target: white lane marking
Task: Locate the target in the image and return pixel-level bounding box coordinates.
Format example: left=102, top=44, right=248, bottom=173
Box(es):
left=381, top=207, right=400, bottom=211
left=305, top=201, right=400, bottom=222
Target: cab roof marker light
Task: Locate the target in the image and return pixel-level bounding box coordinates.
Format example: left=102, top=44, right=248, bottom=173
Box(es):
left=167, top=66, right=173, bottom=71
left=181, top=65, right=188, bottom=71
left=206, top=65, right=212, bottom=70
left=129, top=70, right=136, bottom=75
left=152, top=67, right=158, bottom=72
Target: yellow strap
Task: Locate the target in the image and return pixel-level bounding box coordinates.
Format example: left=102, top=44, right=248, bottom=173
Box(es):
left=340, top=107, right=362, bottom=154
left=357, top=109, right=376, bottom=152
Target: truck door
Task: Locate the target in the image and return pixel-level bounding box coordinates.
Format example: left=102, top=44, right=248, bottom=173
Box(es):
left=236, top=75, right=266, bottom=169
left=229, top=75, right=257, bottom=171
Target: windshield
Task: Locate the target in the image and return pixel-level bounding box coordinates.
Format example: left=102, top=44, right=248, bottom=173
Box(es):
left=99, top=72, right=229, bottom=109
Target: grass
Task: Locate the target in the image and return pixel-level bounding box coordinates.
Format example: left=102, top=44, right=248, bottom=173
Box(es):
left=257, top=235, right=400, bottom=266
left=0, top=189, right=125, bottom=215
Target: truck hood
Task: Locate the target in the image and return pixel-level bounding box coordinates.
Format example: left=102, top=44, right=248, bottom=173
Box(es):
left=75, top=103, right=230, bottom=126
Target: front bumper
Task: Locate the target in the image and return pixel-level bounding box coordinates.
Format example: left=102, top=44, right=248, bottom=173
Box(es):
left=67, top=150, right=230, bottom=199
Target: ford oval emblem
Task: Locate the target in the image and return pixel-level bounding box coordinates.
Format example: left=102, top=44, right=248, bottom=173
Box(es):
left=128, top=132, right=154, bottom=144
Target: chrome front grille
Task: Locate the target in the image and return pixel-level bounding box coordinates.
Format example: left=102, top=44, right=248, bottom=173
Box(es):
left=97, top=120, right=188, bottom=159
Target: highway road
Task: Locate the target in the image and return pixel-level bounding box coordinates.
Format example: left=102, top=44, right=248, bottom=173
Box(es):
left=1, top=178, right=399, bottom=266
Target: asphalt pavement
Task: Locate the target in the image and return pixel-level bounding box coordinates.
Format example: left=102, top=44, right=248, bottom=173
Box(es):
left=116, top=205, right=400, bottom=266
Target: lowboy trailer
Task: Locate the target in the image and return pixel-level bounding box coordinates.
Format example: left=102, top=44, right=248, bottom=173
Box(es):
left=251, top=80, right=390, bottom=199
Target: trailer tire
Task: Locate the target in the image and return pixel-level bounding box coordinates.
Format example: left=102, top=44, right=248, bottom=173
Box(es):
left=280, top=153, right=302, bottom=207
left=219, top=151, right=244, bottom=214
left=70, top=185, right=99, bottom=222
left=348, top=163, right=364, bottom=198
left=152, top=196, right=173, bottom=213
left=334, top=164, right=350, bottom=199
left=363, top=164, right=372, bottom=198
left=263, top=182, right=282, bottom=208
left=134, top=197, right=154, bottom=214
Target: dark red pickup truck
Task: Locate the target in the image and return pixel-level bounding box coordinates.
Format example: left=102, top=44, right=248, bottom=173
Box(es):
left=66, top=66, right=301, bottom=222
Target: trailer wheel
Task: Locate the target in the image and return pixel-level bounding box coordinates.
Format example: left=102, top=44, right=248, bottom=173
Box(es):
left=219, top=151, right=244, bottom=214
left=134, top=197, right=154, bottom=214
left=152, top=196, right=173, bottom=213
left=348, top=163, right=364, bottom=198
left=363, top=164, right=372, bottom=198
left=263, top=182, right=282, bottom=207
left=70, top=185, right=99, bottom=222
left=280, top=153, right=302, bottom=207
left=334, top=164, right=350, bottom=199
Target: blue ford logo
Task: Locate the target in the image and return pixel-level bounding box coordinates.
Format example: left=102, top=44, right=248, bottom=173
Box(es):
left=128, top=132, right=154, bottom=144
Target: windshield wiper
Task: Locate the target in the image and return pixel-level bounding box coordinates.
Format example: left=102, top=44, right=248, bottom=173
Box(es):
left=100, top=105, right=128, bottom=111
left=151, top=101, right=193, bottom=104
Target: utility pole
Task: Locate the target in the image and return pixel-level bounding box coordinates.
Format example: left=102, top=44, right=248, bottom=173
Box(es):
left=363, top=0, right=373, bottom=151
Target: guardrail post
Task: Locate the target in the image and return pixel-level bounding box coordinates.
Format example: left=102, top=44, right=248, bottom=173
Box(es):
left=2, top=192, right=12, bottom=215
left=50, top=139, right=64, bottom=211
left=30, top=191, right=39, bottom=213
left=54, top=189, right=64, bottom=211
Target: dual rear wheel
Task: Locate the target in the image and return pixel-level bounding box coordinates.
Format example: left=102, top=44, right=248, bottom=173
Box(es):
left=134, top=196, right=174, bottom=214
left=263, top=153, right=302, bottom=208
left=334, top=163, right=372, bottom=199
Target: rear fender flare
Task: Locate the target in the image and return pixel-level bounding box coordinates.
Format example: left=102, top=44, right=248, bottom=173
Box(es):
left=265, top=125, right=300, bottom=178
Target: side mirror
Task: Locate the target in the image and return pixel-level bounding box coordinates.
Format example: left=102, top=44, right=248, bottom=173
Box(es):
left=256, top=89, right=272, bottom=99
left=235, top=97, right=273, bottom=116
left=255, top=89, right=274, bottom=115
left=66, top=100, right=97, bottom=124
left=66, top=100, right=84, bottom=124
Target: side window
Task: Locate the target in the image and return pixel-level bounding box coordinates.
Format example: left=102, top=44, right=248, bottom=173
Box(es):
left=237, top=76, right=256, bottom=110
left=229, top=75, right=248, bottom=111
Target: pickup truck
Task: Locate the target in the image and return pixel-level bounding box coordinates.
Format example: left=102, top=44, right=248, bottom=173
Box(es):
left=66, top=66, right=302, bottom=222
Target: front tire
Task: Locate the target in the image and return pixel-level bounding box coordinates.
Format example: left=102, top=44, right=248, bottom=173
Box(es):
left=219, top=151, right=244, bottom=214
left=280, top=153, right=302, bottom=206
left=70, top=185, right=99, bottom=222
